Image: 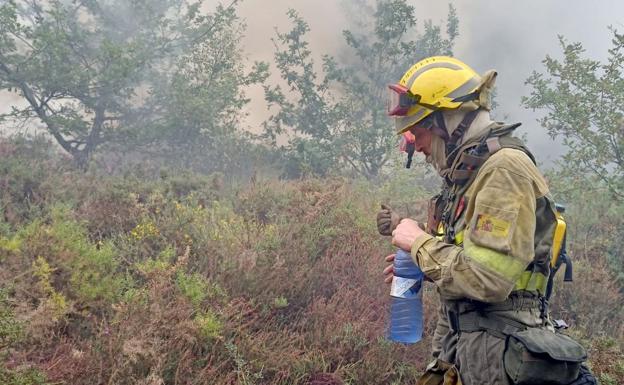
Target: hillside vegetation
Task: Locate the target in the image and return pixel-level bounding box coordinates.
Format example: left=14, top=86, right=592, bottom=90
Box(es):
left=0, top=138, right=622, bottom=385
left=1, top=0, right=623, bottom=384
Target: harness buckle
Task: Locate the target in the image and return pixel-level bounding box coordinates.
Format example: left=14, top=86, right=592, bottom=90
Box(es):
left=486, top=136, right=502, bottom=154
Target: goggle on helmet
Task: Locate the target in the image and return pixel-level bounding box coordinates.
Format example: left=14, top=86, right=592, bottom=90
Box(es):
left=386, top=56, right=484, bottom=134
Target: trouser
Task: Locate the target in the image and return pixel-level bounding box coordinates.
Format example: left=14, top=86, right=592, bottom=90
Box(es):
left=418, top=294, right=598, bottom=385
left=421, top=293, right=546, bottom=385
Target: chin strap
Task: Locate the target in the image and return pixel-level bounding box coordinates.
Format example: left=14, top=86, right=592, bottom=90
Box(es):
left=405, top=141, right=415, bottom=168
left=429, top=111, right=450, bottom=141
left=445, top=109, right=481, bottom=167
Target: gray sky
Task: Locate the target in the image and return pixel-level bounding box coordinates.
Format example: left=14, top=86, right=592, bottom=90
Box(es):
left=451, top=0, right=624, bottom=164
left=238, top=0, right=624, bottom=166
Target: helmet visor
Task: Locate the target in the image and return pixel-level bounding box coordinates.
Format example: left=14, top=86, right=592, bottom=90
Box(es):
left=386, top=84, right=420, bottom=116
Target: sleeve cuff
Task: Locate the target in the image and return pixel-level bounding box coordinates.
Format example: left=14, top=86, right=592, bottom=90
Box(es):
left=411, top=233, right=434, bottom=257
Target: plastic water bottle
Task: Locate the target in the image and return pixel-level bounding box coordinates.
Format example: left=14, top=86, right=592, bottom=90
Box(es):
left=388, top=249, right=424, bottom=344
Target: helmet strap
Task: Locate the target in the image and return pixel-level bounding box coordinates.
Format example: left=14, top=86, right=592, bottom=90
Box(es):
left=429, top=111, right=450, bottom=141
left=405, top=141, right=415, bottom=169
left=445, top=109, right=481, bottom=165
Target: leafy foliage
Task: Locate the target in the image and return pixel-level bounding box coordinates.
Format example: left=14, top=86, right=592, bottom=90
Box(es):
left=145, top=4, right=269, bottom=174
left=525, top=30, right=624, bottom=283
left=0, top=0, right=265, bottom=171
left=524, top=29, right=624, bottom=199
left=264, top=1, right=458, bottom=179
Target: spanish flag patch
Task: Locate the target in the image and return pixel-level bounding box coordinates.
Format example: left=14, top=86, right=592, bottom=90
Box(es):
left=474, top=213, right=511, bottom=238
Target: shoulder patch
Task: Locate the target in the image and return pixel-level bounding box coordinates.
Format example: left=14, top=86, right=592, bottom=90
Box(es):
left=475, top=213, right=511, bottom=238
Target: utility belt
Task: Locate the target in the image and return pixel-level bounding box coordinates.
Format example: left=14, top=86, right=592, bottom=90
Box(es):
left=445, top=291, right=542, bottom=339
left=441, top=292, right=591, bottom=385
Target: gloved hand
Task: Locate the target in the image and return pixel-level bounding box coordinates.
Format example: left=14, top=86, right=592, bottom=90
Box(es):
left=376, top=204, right=402, bottom=236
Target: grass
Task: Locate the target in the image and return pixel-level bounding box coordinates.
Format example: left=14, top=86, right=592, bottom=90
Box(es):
left=0, top=136, right=622, bottom=384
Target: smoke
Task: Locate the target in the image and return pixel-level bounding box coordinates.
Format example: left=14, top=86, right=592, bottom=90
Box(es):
left=236, top=0, right=348, bottom=137
left=450, top=0, right=624, bottom=165
left=0, top=90, right=23, bottom=112
left=3, top=0, right=624, bottom=165
left=236, top=0, right=624, bottom=165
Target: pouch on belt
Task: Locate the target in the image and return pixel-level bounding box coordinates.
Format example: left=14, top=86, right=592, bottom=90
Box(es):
left=504, top=328, right=587, bottom=385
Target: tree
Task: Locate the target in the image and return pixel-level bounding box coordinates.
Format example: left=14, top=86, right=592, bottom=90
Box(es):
left=263, top=1, right=458, bottom=179
left=0, top=0, right=253, bottom=170
left=524, top=29, right=624, bottom=285
left=262, top=9, right=339, bottom=178
left=144, top=6, right=268, bottom=174
left=523, top=29, right=624, bottom=200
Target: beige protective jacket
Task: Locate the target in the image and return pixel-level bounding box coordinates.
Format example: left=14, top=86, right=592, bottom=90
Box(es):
left=411, top=147, right=557, bottom=303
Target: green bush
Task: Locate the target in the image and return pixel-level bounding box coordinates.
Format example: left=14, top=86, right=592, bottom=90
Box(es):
left=0, top=290, right=23, bottom=348
left=0, top=366, right=47, bottom=385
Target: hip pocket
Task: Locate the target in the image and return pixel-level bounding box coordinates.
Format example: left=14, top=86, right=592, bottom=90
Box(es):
left=503, top=329, right=587, bottom=385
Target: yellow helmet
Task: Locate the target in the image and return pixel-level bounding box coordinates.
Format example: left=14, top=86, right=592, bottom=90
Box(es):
left=387, top=56, right=489, bottom=134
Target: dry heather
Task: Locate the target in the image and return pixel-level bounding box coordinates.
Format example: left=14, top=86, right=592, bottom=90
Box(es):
left=0, top=139, right=622, bottom=384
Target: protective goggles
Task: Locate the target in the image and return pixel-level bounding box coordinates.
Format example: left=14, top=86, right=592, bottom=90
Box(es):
left=386, top=84, right=421, bottom=116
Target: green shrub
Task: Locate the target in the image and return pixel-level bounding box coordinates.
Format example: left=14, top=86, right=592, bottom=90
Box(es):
left=176, top=271, right=210, bottom=308
left=0, top=290, right=23, bottom=348
left=195, top=311, right=223, bottom=340
left=14, top=206, right=130, bottom=310
left=0, top=366, right=47, bottom=385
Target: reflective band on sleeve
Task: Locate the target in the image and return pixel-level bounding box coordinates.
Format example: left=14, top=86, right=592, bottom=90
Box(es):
left=463, top=237, right=527, bottom=282
left=513, top=270, right=548, bottom=294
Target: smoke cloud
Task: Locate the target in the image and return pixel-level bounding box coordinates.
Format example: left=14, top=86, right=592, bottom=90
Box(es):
left=3, top=0, right=624, bottom=165
left=237, top=0, right=624, bottom=165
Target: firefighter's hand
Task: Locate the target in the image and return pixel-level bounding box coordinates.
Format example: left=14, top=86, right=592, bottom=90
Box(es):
left=377, top=204, right=402, bottom=236
left=392, top=218, right=425, bottom=251
left=383, top=253, right=395, bottom=284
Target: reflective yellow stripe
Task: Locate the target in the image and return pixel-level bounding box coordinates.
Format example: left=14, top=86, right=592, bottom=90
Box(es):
left=463, top=237, right=526, bottom=282
left=435, top=222, right=445, bottom=241
left=528, top=272, right=547, bottom=293
left=403, top=61, right=463, bottom=88
left=514, top=270, right=548, bottom=294
left=454, top=230, right=464, bottom=245
left=514, top=270, right=531, bottom=291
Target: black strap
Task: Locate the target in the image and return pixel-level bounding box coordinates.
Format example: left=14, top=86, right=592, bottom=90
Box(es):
left=453, top=311, right=527, bottom=339
left=405, top=142, right=415, bottom=168
left=451, top=90, right=480, bottom=103
left=545, top=233, right=574, bottom=302
left=446, top=293, right=541, bottom=338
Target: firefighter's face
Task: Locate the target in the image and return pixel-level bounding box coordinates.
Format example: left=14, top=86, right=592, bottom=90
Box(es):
left=409, top=126, right=433, bottom=156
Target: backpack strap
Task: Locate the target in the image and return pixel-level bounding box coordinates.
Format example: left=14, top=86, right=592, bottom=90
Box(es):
left=440, top=123, right=535, bottom=243
left=445, top=109, right=481, bottom=164
left=447, top=122, right=533, bottom=185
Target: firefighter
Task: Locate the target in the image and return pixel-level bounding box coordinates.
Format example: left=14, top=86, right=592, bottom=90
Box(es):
left=378, top=56, right=596, bottom=385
